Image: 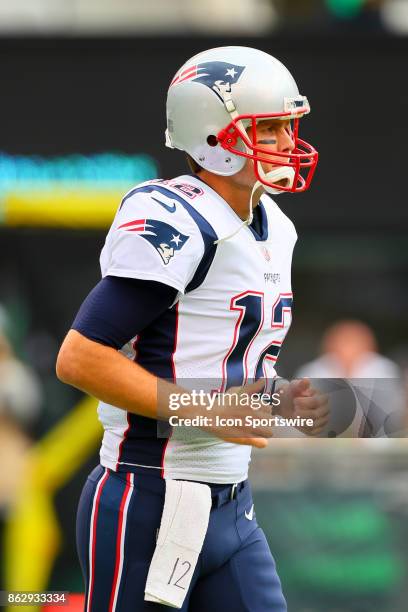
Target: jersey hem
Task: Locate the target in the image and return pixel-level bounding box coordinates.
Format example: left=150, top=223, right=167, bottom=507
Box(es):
left=162, top=469, right=249, bottom=485
left=100, top=457, right=249, bottom=484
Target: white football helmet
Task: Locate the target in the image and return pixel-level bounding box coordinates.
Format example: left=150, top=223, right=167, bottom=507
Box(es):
left=166, top=46, right=318, bottom=194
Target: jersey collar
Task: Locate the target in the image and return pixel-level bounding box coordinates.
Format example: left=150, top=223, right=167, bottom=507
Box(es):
left=184, top=173, right=269, bottom=242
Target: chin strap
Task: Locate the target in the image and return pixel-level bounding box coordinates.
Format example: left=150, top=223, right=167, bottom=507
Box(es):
left=214, top=180, right=262, bottom=245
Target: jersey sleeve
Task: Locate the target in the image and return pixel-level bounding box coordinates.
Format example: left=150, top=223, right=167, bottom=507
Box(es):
left=71, top=276, right=178, bottom=349
left=100, top=189, right=205, bottom=293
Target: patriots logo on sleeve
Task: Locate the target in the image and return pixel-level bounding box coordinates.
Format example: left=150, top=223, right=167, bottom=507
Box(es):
left=170, top=61, right=245, bottom=103
left=117, top=218, right=189, bottom=265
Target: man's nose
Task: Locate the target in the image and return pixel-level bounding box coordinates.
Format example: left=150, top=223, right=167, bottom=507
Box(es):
left=278, top=127, right=295, bottom=154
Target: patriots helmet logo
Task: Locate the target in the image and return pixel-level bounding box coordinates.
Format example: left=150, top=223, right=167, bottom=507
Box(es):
left=170, top=61, right=245, bottom=103
left=118, top=218, right=189, bottom=265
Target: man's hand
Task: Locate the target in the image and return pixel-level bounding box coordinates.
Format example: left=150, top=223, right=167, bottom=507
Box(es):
left=276, top=378, right=329, bottom=436
left=206, top=379, right=273, bottom=449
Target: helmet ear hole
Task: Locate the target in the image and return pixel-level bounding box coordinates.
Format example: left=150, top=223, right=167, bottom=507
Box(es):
left=206, top=135, right=218, bottom=147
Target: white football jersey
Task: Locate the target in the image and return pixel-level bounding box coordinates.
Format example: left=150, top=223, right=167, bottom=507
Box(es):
left=98, top=174, right=297, bottom=483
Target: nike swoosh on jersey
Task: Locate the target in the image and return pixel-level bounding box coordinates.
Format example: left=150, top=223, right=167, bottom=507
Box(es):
left=245, top=504, right=254, bottom=521
left=151, top=196, right=177, bottom=212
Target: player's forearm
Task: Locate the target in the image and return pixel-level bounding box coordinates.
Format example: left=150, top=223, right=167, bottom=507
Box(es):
left=56, top=329, right=181, bottom=420
left=56, top=330, right=273, bottom=448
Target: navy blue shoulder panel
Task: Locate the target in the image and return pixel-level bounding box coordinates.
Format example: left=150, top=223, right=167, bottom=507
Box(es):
left=248, top=201, right=269, bottom=242
left=122, top=183, right=218, bottom=293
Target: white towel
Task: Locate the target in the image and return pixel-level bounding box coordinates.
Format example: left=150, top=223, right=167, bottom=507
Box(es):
left=144, top=479, right=212, bottom=608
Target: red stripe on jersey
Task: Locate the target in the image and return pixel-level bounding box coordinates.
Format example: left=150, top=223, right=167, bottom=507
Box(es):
left=161, top=436, right=171, bottom=479
left=171, top=301, right=179, bottom=383
left=115, top=413, right=131, bottom=472
left=117, top=219, right=145, bottom=230
left=161, top=303, right=179, bottom=478
left=114, top=335, right=141, bottom=471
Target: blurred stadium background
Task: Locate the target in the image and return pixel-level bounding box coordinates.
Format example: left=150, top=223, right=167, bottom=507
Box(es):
left=0, top=1, right=408, bottom=610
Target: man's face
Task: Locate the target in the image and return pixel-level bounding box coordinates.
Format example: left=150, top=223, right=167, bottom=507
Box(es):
left=231, top=118, right=295, bottom=189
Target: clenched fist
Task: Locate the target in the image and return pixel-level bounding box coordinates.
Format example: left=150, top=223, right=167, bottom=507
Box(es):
left=275, top=378, right=329, bottom=436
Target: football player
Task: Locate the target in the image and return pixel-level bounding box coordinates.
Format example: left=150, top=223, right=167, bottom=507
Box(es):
left=57, top=46, right=328, bottom=611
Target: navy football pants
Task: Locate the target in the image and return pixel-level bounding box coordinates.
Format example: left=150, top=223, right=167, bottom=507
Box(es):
left=76, top=465, right=287, bottom=611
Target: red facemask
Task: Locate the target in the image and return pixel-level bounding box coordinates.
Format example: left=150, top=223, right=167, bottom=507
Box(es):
left=217, top=113, right=318, bottom=193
